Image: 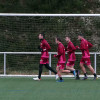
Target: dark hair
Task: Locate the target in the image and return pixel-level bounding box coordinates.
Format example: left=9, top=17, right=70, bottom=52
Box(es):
left=56, top=37, right=61, bottom=42
left=78, top=33, right=84, bottom=37
left=40, top=32, right=45, bottom=38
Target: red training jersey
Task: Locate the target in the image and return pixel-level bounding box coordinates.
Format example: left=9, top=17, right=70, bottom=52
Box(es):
left=40, top=39, right=51, bottom=58
left=80, top=39, right=93, bottom=58
left=66, top=41, right=76, bottom=61
left=56, top=42, right=66, bottom=63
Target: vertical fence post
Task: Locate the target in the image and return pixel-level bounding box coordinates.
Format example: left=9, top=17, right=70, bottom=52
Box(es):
left=94, top=53, right=97, bottom=73
left=4, top=53, right=6, bottom=75
left=49, top=53, right=51, bottom=75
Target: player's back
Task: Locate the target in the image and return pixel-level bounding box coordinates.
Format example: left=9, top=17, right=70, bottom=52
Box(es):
left=58, top=43, right=66, bottom=62
left=67, top=41, right=76, bottom=61
left=80, top=39, right=92, bottom=58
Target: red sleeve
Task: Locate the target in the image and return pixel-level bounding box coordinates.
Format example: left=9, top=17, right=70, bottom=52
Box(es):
left=44, top=41, right=51, bottom=51
left=88, top=41, right=93, bottom=49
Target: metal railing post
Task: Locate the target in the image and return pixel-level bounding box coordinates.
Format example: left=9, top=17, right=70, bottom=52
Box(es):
left=49, top=53, right=51, bottom=75
left=4, top=53, right=6, bottom=75
left=94, top=53, right=97, bottom=73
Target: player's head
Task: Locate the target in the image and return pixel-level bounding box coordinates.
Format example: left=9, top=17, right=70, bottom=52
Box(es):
left=38, top=33, right=45, bottom=39
left=55, top=37, right=61, bottom=44
left=65, top=37, right=70, bottom=43
left=78, top=34, right=84, bottom=40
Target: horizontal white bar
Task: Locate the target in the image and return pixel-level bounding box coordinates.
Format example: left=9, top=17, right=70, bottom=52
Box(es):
left=0, top=52, right=41, bottom=54
left=0, top=13, right=100, bottom=17
left=0, top=52, right=99, bottom=54
left=0, top=75, right=100, bottom=78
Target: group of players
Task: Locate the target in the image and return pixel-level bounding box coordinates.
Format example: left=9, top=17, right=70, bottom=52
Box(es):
left=33, top=33, right=98, bottom=82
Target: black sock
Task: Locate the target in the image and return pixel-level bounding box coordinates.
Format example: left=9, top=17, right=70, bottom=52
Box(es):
left=84, top=73, right=87, bottom=77
left=93, top=73, right=97, bottom=77
left=76, top=70, right=80, bottom=79
left=70, top=71, right=74, bottom=73
left=60, top=77, right=63, bottom=80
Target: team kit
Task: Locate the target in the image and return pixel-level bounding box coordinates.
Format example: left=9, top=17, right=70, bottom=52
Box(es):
left=33, top=33, right=98, bottom=82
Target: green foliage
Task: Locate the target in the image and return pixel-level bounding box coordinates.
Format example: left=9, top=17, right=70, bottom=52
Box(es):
left=0, top=0, right=99, bottom=13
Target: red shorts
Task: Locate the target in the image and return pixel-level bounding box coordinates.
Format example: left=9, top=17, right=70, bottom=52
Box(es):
left=40, top=58, right=49, bottom=64
left=57, top=63, right=65, bottom=70
left=66, top=61, right=75, bottom=67
left=80, top=58, right=91, bottom=66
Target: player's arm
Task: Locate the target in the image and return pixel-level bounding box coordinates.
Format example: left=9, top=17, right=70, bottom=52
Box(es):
left=38, top=41, right=51, bottom=52
left=43, top=41, right=51, bottom=51
left=88, top=41, right=93, bottom=49
left=38, top=45, right=43, bottom=52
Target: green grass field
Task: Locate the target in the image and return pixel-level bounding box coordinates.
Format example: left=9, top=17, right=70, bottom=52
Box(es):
left=0, top=77, right=100, bottom=100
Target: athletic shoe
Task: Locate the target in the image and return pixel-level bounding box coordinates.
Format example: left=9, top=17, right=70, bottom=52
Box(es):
left=73, top=70, right=76, bottom=77
left=82, top=76, right=88, bottom=80
left=33, top=77, right=41, bottom=81
left=56, top=80, right=64, bottom=82
left=56, top=74, right=59, bottom=80
left=93, top=76, right=98, bottom=80
left=76, top=77, right=80, bottom=80
left=75, top=70, right=80, bottom=80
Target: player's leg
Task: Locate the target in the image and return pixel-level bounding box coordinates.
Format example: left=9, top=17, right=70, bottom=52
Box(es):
left=80, top=63, right=88, bottom=80
left=38, top=64, right=44, bottom=79
left=80, top=58, right=88, bottom=80
left=80, top=63, right=86, bottom=73
left=44, top=64, right=58, bottom=80
left=66, top=66, right=75, bottom=71
left=56, top=65, right=64, bottom=82
left=33, top=64, right=43, bottom=80
left=56, top=66, right=62, bottom=77
left=61, top=69, right=70, bottom=73
left=87, top=64, right=97, bottom=80
left=66, top=65, right=76, bottom=77
left=87, top=64, right=95, bottom=74
left=59, top=64, right=70, bottom=73
left=45, top=64, right=57, bottom=74
left=66, top=61, right=76, bottom=77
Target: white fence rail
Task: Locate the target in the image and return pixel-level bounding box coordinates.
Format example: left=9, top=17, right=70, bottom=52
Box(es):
left=0, top=52, right=100, bottom=77
left=0, top=13, right=100, bottom=16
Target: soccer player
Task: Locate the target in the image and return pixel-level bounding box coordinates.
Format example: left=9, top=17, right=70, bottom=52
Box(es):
left=65, top=37, right=80, bottom=79
left=33, top=33, right=58, bottom=81
left=54, top=37, right=71, bottom=82
left=76, top=35, right=97, bottom=80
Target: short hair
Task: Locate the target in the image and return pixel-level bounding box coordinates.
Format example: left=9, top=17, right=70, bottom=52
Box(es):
left=40, top=32, right=45, bottom=38
left=78, top=33, right=84, bottom=37
left=56, top=37, right=61, bottom=42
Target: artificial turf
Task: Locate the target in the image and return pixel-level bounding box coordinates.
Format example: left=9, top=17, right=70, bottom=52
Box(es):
left=0, top=77, right=100, bottom=100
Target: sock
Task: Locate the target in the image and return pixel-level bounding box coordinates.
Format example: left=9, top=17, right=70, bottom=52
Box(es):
left=70, top=71, right=74, bottom=73
left=93, top=73, right=97, bottom=77
left=84, top=73, right=87, bottom=77
left=60, top=77, right=63, bottom=80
